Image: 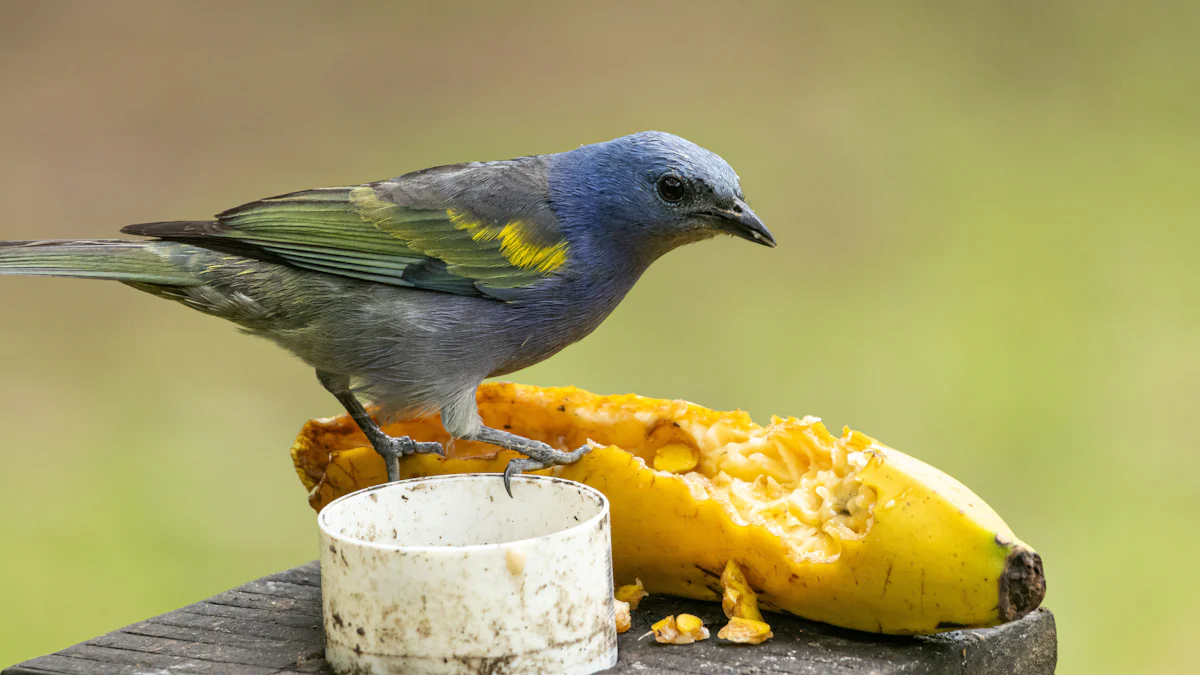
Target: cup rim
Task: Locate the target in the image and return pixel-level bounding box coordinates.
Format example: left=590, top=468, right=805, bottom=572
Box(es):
left=317, top=473, right=610, bottom=553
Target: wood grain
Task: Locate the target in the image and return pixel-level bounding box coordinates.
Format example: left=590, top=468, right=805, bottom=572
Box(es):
left=3, top=561, right=1056, bottom=674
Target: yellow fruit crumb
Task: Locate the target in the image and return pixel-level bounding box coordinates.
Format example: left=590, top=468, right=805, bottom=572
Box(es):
left=676, top=613, right=705, bottom=634
left=721, top=560, right=764, bottom=622
left=615, top=599, right=631, bottom=633
left=653, top=442, right=699, bottom=473
left=648, top=614, right=710, bottom=644
left=718, top=617, right=774, bottom=644
left=615, top=578, right=648, bottom=610
left=720, top=560, right=772, bottom=643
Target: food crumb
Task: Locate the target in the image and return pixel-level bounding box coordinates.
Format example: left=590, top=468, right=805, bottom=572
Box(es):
left=615, top=578, right=648, bottom=610
left=720, top=560, right=773, bottom=643
left=718, top=617, right=774, bottom=644
left=614, top=599, right=631, bottom=633
left=646, top=614, right=710, bottom=644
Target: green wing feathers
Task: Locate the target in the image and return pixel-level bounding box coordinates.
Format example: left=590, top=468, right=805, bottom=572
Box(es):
left=219, top=187, right=428, bottom=257
left=352, top=187, right=568, bottom=290
left=0, top=240, right=201, bottom=285
left=123, top=184, right=569, bottom=300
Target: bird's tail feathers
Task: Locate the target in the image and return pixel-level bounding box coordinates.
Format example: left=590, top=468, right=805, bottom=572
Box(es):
left=0, top=239, right=200, bottom=285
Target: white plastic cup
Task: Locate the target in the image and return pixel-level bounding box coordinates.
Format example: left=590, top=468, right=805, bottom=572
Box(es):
left=317, top=474, right=618, bottom=675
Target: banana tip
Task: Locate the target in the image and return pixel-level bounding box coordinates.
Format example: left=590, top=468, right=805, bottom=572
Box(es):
left=998, top=547, right=1046, bottom=622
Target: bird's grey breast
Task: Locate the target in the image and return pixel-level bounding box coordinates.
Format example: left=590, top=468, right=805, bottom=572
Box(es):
left=368, top=156, right=583, bottom=372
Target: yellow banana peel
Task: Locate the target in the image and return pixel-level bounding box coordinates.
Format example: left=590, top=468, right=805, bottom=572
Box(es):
left=291, top=383, right=1045, bottom=635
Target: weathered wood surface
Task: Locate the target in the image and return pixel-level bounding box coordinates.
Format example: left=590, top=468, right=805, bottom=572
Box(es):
left=3, top=561, right=1056, bottom=674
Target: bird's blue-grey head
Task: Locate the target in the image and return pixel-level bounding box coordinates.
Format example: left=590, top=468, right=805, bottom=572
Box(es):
left=548, top=131, right=774, bottom=263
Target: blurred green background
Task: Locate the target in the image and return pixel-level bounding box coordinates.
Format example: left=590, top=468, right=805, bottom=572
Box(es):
left=0, top=1, right=1195, bottom=672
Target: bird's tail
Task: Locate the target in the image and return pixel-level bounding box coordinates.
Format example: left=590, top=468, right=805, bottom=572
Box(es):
left=0, top=239, right=201, bottom=285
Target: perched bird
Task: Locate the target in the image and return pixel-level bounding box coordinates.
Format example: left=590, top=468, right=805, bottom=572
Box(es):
left=0, top=131, right=774, bottom=494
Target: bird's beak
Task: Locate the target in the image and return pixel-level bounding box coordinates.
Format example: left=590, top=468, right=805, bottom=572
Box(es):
left=711, top=198, right=776, bottom=248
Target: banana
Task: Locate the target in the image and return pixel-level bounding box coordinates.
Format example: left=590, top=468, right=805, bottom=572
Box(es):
left=291, top=383, right=1045, bottom=635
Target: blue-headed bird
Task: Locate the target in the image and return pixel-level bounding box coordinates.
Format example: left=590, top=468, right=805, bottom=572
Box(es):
left=0, top=131, right=774, bottom=494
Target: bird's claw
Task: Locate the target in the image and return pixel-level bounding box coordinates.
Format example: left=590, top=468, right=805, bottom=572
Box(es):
left=501, top=443, right=593, bottom=498
left=413, top=440, right=446, bottom=457
left=502, top=458, right=546, bottom=497
left=374, top=435, right=445, bottom=483
left=380, top=435, right=445, bottom=458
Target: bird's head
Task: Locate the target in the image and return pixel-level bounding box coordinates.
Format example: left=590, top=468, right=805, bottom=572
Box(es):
left=549, top=131, right=775, bottom=261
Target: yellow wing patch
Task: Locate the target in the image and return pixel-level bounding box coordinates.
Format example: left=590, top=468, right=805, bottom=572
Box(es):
left=447, top=209, right=568, bottom=274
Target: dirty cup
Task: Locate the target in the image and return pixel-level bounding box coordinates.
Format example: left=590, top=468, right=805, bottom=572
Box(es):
left=317, top=474, right=618, bottom=675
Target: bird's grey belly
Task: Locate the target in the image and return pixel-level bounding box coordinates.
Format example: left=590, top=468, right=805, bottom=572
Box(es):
left=191, top=262, right=614, bottom=426
left=286, top=287, right=504, bottom=402
left=264, top=283, right=566, bottom=402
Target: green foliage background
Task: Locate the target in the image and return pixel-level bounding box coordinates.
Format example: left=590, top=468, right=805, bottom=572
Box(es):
left=1, top=3, right=1195, bottom=673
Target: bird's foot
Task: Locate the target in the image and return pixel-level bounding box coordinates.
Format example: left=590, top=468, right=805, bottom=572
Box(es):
left=373, top=435, right=445, bottom=483
left=502, top=443, right=593, bottom=498
left=465, top=426, right=593, bottom=497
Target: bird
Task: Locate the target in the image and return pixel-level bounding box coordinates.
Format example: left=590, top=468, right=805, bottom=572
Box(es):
left=0, top=131, right=774, bottom=495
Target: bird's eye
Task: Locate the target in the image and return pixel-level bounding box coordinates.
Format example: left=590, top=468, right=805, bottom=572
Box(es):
left=656, top=175, right=686, bottom=203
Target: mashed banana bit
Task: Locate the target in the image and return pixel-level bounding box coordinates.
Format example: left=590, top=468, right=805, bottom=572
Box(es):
left=718, top=617, right=773, bottom=644
left=648, top=614, right=709, bottom=644
left=719, top=561, right=773, bottom=644
left=614, top=599, right=632, bottom=634
left=577, top=403, right=880, bottom=564
left=615, top=578, right=648, bottom=610
left=720, top=561, right=764, bottom=623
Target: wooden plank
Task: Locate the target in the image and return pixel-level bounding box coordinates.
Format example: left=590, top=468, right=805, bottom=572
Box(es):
left=203, top=588, right=323, bottom=617
left=160, top=608, right=325, bottom=643
left=3, top=561, right=1056, bottom=675
left=238, top=579, right=324, bottom=603
left=0, top=657, right=142, bottom=675
left=611, top=647, right=802, bottom=675
left=263, top=562, right=322, bottom=588
left=17, top=646, right=277, bottom=674
left=179, top=600, right=325, bottom=629
left=121, top=618, right=310, bottom=652
left=5, top=655, right=196, bottom=675
left=64, top=644, right=281, bottom=674
left=608, top=596, right=1057, bottom=675
left=278, top=656, right=332, bottom=674
left=86, top=632, right=297, bottom=669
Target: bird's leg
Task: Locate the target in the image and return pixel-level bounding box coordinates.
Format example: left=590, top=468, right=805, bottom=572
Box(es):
left=467, top=426, right=592, bottom=497
left=316, top=371, right=443, bottom=482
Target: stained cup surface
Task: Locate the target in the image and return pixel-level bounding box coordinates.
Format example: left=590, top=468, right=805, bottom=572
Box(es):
left=318, top=474, right=617, bottom=675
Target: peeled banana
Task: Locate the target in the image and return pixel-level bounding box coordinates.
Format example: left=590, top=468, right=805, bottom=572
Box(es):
left=291, top=383, right=1045, bottom=635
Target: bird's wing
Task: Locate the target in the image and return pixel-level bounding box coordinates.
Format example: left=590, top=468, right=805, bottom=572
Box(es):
left=123, top=165, right=568, bottom=301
